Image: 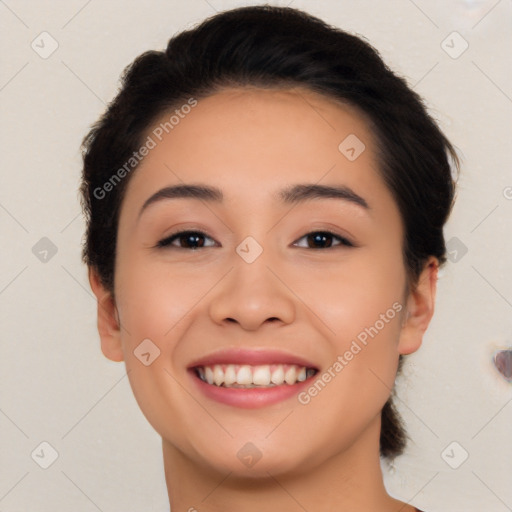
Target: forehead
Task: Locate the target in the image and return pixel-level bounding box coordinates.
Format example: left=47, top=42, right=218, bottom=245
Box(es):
left=121, top=86, right=393, bottom=218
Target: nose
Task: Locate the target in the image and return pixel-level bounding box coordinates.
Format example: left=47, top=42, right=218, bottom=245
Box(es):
left=208, top=252, right=296, bottom=331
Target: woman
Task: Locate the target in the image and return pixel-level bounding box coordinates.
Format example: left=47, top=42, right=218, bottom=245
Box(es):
left=80, top=5, right=458, bottom=511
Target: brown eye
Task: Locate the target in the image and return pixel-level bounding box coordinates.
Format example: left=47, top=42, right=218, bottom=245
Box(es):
left=157, top=230, right=216, bottom=250
left=156, top=229, right=354, bottom=250
left=294, top=231, right=354, bottom=249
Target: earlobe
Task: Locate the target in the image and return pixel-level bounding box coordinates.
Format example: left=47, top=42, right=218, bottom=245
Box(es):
left=88, top=267, right=124, bottom=362
left=397, top=257, right=439, bottom=355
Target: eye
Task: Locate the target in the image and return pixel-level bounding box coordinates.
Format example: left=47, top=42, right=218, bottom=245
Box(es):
left=293, top=231, right=355, bottom=249
left=156, top=229, right=355, bottom=250
left=156, top=230, right=216, bottom=250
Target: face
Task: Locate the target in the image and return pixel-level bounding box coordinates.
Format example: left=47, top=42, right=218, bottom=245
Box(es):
left=91, top=86, right=435, bottom=477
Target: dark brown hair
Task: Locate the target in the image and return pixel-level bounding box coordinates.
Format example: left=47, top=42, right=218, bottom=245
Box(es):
left=79, top=5, right=459, bottom=459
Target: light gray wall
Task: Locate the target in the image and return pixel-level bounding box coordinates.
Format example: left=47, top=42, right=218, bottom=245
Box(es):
left=1, top=1, right=511, bottom=511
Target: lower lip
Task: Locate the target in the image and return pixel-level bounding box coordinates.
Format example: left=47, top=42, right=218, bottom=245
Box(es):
left=188, top=369, right=315, bottom=409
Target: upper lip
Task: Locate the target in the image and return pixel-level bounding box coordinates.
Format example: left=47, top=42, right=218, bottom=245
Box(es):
left=187, top=348, right=319, bottom=369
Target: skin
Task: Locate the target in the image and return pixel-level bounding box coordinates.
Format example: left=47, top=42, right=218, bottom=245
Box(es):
left=89, top=86, right=438, bottom=511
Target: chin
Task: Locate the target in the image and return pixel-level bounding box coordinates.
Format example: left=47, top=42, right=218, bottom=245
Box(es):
left=194, top=440, right=313, bottom=479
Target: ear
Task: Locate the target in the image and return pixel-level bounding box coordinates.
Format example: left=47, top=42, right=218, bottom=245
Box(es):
left=88, top=267, right=124, bottom=362
left=397, top=256, right=439, bottom=355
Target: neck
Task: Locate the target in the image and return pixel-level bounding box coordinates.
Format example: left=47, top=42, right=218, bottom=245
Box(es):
left=161, top=415, right=414, bottom=512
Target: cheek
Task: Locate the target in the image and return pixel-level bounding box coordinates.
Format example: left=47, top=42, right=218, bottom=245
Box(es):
left=296, top=258, right=404, bottom=437
left=296, top=246, right=405, bottom=396
left=113, top=256, right=215, bottom=442
left=294, top=246, right=406, bottom=341
left=115, top=254, right=212, bottom=342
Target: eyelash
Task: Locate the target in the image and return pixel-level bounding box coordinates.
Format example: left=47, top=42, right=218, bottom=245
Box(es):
left=155, top=229, right=355, bottom=250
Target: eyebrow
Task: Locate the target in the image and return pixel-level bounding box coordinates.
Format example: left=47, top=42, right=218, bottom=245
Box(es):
left=138, top=183, right=370, bottom=220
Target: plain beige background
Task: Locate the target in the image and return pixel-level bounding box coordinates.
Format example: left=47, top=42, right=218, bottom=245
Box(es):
left=1, top=1, right=511, bottom=510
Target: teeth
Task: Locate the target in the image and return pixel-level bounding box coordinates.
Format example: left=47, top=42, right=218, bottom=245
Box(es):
left=253, top=365, right=271, bottom=386
left=237, top=365, right=252, bottom=385
left=224, top=364, right=237, bottom=386
left=270, top=366, right=285, bottom=385
left=284, top=366, right=297, bottom=384
left=213, top=364, right=224, bottom=386
left=195, top=363, right=316, bottom=388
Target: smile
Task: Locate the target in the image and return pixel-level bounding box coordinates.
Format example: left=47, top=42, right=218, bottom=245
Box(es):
left=187, top=348, right=320, bottom=408
left=194, top=363, right=318, bottom=388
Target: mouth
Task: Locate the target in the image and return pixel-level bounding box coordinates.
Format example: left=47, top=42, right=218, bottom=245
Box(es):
left=193, top=363, right=318, bottom=388
left=187, top=349, right=320, bottom=408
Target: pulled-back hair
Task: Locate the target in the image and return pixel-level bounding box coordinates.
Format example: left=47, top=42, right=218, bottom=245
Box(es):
left=79, top=5, right=459, bottom=459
